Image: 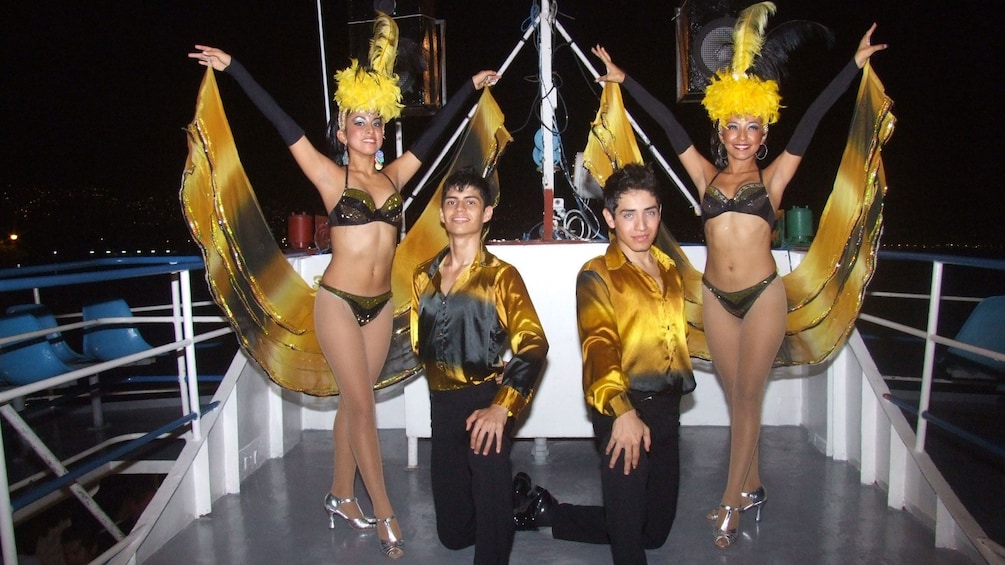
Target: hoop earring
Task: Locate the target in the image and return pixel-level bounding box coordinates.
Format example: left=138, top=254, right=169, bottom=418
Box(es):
left=374, top=150, right=385, bottom=171
left=756, top=144, right=768, bottom=160
left=717, top=143, right=727, bottom=163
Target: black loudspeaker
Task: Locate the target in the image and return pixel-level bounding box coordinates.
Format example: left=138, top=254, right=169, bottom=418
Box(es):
left=347, top=14, right=444, bottom=116
left=347, top=0, right=433, bottom=22
left=675, top=0, right=737, bottom=102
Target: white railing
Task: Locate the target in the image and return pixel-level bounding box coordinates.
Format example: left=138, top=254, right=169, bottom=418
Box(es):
left=857, top=252, right=1005, bottom=451
left=0, top=257, right=232, bottom=564
left=852, top=251, right=1005, bottom=564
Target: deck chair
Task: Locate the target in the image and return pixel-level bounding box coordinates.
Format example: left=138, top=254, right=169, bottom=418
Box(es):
left=82, top=299, right=154, bottom=362
left=942, top=295, right=1005, bottom=380
left=0, top=313, right=111, bottom=431
left=0, top=314, right=82, bottom=386
left=6, top=303, right=92, bottom=363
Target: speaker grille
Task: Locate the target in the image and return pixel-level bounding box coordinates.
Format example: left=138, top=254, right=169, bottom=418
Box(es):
left=676, top=0, right=735, bottom=102
left=694, top=16, right=735, bottom=77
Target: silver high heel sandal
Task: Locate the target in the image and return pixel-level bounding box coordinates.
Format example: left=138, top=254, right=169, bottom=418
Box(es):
left=376, top=515, right=404, bottom=560
left=706, top=485, right=767, bottom=522
left=323, top=493, right=376, bottom=530
left=713, top=505, right=739, bottom=549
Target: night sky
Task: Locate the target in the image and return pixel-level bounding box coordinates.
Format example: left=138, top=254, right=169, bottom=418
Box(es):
left=3, top=1, right=1002, bottom=264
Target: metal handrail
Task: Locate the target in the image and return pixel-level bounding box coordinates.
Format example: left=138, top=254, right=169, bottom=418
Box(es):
left=860, top=251, right=1005, bottom=453
left=858, top=313, right=1005, bottom=366
left=876, top=250, right=1005, bottom=270
left=0, top=327, right=233, bottom=405
left=0, top=315, right=227, bottom=348
left=883, top=394, right=1005, bottom=461
left=0, top=255, right=229, bottom=564
left=10, top=402, right=220, bottom=511
left=9, top=432, right=149, bottom=492
left=0, top=256, right=205, bottom=290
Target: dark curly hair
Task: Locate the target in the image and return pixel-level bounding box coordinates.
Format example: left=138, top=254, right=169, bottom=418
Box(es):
left=603, top=163, right=661, bottom=215
left=441, top=167, right=492, bottom=207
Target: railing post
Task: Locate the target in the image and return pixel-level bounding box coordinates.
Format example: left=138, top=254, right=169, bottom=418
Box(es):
left=89, top=374, right=105, bottom=429
left=0, top=427, right=17, bottom=565
left=171, top=272, right=192, bottom=417
left=916, top=261, right=944, bottom=451
left=180, top=269, right=202, bottom=440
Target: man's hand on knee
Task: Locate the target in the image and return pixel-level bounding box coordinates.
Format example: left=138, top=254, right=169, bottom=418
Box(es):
left=466, top=404, right=509, bottom=455
left=606, top=410, right=650, bottom=475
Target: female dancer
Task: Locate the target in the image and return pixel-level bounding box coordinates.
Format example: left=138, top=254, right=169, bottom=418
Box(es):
left=191, top=15, right=498, bottom=559
left=592, top=3, right=886, bottom=548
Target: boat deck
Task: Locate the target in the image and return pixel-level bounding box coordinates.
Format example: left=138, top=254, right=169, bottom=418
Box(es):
left=145, top=427, right=970, bottom=565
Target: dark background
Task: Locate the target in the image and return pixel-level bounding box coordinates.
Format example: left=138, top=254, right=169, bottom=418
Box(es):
left=3, top=1, right=1002, bottom=266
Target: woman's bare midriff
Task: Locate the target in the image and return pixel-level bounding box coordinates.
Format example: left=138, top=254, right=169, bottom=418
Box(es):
left=703, top=214, right=776, bottom=291
left=322, top=223, right=398, bottom=296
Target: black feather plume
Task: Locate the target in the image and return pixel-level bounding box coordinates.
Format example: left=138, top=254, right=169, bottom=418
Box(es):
left=748, top=21, right=834, bottom=83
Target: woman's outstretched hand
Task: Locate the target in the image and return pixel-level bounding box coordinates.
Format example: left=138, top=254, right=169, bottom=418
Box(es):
left=854, top=24, right=887, bottom=68
left=189, top=45, right=232, bottom=72
left=592, top=45, right=625, bottom=84
left=472, top=70, right=501, bottom=90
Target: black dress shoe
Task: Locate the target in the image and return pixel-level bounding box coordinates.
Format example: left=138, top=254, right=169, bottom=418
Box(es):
left=513, top=486, right=556, bottom=531
left=512, top=472, right=533, bottom=510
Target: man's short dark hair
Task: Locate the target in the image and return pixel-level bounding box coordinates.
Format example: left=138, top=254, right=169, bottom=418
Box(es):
left=441, top=167, right=492, bottom=206
left=603, top=163, right=661, bottom=214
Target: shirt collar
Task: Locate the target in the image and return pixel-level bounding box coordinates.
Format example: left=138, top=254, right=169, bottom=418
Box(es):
left=426, top=243, right=496, bottom=278
left=603, top=238, right=675, bottom=272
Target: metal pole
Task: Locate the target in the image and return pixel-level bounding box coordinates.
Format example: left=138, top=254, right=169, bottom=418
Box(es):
left=554, top=20, right=701, bottom=215
left=171, top=273, right=192, bottom=417
left=1, top=405, right=124, bottom=540
left=402, top=17, right=539, bottom=212
left=316, top=0, right=332, bottom=125
left=0, top=422, right=16, bottom=565
left=915, top=260, right=943, bottom=451
left=181, top=269, right=203, bottom=440
left=540, top=0, right=555, bottom=240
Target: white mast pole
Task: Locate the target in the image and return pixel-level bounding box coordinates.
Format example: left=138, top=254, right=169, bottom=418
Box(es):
left=539, top=1, right=556, bottom=239
left=554, top=20, right=700, bottom=215
left=315, top=0, right=332, bottom=125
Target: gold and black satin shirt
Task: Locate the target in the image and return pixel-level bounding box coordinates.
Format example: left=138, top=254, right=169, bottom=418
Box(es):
left=411, top=245, right=549, bottom=417
left=577, top=242, right=696, bottom=417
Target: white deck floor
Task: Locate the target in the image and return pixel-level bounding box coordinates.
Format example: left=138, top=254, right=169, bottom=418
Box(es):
left=145, top=427, right=971, bottom=565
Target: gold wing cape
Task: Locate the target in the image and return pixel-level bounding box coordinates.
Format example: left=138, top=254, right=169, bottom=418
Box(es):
left=584, top=65, right=895, bottom=366
left=180, top=68, right=510, bottom=395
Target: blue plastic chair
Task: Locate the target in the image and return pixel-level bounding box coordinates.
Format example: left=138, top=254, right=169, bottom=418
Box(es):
left=6, top=303, right=93, bottom=363
left=82, top=299, right=154, bottom=362
left=945, top=295, right=1005, bottom=375
left=0, top=314, right=80, bottom=385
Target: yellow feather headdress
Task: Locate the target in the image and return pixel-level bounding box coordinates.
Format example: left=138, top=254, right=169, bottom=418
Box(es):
left=334, top=12, right=404, bottom=125
left=702, top=2, right=782, bottom=125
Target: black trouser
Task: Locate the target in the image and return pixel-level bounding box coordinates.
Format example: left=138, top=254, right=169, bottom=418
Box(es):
left=430, top=382, right=514, bottom=565
left=551, top=389, right=682, bottom=565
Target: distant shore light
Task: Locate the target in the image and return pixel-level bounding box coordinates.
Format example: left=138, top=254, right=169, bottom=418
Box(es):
left=8, top=233, right=17, bottom=241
